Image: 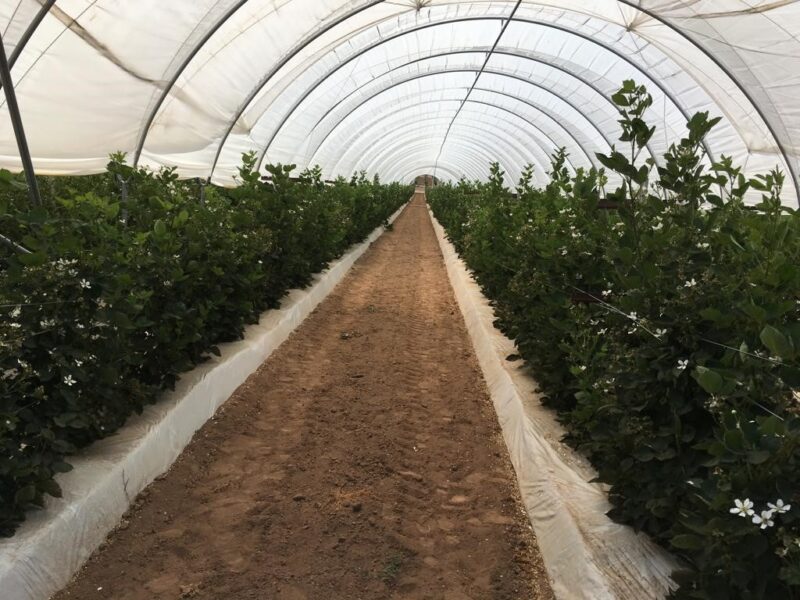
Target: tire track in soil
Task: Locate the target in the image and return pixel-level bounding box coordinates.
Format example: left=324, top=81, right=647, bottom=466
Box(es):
left=54, top=192, right=554, bottom=600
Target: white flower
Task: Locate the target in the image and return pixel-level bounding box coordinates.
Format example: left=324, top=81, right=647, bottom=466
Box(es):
left=684, top=278, right=697, bottom=288
left=655, top=328, right=668, bottom=337
left=40, top=319, right=55, bottom=329
left=729, top=498, right=755, bottom=518
left=9, top=322, right=21, bottom=329
left=768, top=499, right=791, bottom=514
left=19, top=442, right=27, bottom=451
left=598, top=328, right=607, bottom=335
left=9, top=307, right=21, bottom=318
left=2, top=368, right=19, bottom=381
left=628, top=312, right=638, bottom=321
left=677, top=359, right=689, bottom=371
left=63, top=375, right=76, bottom=386
left=602, top=290, right=611, bottom=297
left=79, top=279, right=91, bottom=289
left=560, top=248, right=568, bottom=256
left=753, top=510, right=775, bottom=529
left=75, top=359, right=84, bottom=367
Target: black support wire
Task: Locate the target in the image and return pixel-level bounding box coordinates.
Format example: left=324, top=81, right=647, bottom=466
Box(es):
left=433, top=0, right=522, bottom=179
left=432, top=0, right=521, bottom=179
left=0, top=30, right=41, bottom=206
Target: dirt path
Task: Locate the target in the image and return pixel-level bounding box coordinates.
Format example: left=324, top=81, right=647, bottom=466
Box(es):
left=54, top=192, right=554, bottom=600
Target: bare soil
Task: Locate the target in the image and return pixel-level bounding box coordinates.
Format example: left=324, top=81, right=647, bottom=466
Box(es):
left=54, top=193, right=554, bottom=600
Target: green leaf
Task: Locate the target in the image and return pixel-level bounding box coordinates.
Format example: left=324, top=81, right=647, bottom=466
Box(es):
left=693, top=366, right=724, bottom=395
left=671, top=534, right=705, bottom=550
left=759, top=325, right=794, bottom=359
left=14, top=484, right=37, bottom=504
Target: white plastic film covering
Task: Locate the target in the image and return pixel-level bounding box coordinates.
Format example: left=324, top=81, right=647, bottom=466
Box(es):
left=0, top=203, right=407, bottom=600
left=428, top=201, right=680, bottom=599
left=0, top=0, right=798, bottom=201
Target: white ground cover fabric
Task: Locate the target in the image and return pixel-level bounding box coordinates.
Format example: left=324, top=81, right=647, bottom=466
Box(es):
left=0, top=1, right=798, bottom=204
left=429, top=203, right=680, bottom=599
left=0, top=204, right=406, bottom=600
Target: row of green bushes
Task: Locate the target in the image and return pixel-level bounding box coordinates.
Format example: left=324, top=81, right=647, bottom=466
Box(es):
left=0, top=153, right=410, bottom=537
left=428, top=81, right=800, bottom=599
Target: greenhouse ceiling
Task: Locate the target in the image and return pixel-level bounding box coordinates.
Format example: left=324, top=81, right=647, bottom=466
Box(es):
left=0, top=0, right=798, bottom=202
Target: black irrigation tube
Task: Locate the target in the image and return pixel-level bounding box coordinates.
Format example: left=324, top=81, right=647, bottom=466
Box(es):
left=251, top=14, right=710, bottom=175
left=306, top=50, right=621, bottom=166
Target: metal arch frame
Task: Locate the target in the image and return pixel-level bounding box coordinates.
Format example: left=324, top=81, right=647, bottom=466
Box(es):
left=0, top=0, right=56, bottom=206
left=4, top=0, right=793, bottom=199
left=131, top=0, right=251, bottom=165
left=394, top=164, right=468, bottom=184
left=332, top=105, right=560, bottom=180
left=132, top=0, right=386, bottom=167
left=263, top=53, right=660, bottom=175
left=363, top=133, right=512, bottom=181
left=250, top=14, right=715, bottom=174
left=397, top=162, right=471, bottom=182
left=0, top=0, right=55, bottom=93
left=324, top=98, right=562, bottom=180
left=353, top=116, right=550, bottom=183
left=309, top=75, right=597, bottom=172
left=364, top=120, right=541, bottom=181
left=373, top=141, right=500, bottom=184
left=613, top=0, right=799, bottom=204
left=382, top=144, right=523, bottom=187
left=390, top=154, right=493, bottom=183
left=366, top=126, right=536, bottom=184
left=330, top=98, right=578, bottom=174
left=359, top=141, right=490, bottom=183
left=308, top=62, right=618, bottom=166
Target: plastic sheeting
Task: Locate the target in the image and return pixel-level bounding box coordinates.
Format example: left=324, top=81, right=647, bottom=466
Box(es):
left=428, top=199, right=680, bottom=599
left=0, top=1, right=798, bottom=203
left=0, top=204, right=406, bottom=600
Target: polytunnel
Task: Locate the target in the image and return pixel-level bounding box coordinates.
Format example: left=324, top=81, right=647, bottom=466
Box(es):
left=3, top=3, right=800, bottom=600
left=0, top=0, right=799, bottom=202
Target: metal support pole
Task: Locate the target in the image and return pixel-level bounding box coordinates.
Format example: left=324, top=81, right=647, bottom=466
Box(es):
left=0, top=31, right=42, bottom=206
left=198, top=178, right=207, bottom=206
left=116, top=174, right=129, bottom=223
left=0, top=233, right=32, bottom=255
left=0, top=0, right=56, bottom=94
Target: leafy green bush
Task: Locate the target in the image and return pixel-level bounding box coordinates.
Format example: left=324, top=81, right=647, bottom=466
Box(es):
left=429, top=81, right=800, bottom=599
left=0, top=155, right=409, bottom=537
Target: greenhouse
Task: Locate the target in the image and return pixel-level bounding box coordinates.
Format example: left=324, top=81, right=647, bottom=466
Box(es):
left=1, top=1, right=799, bottom=599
